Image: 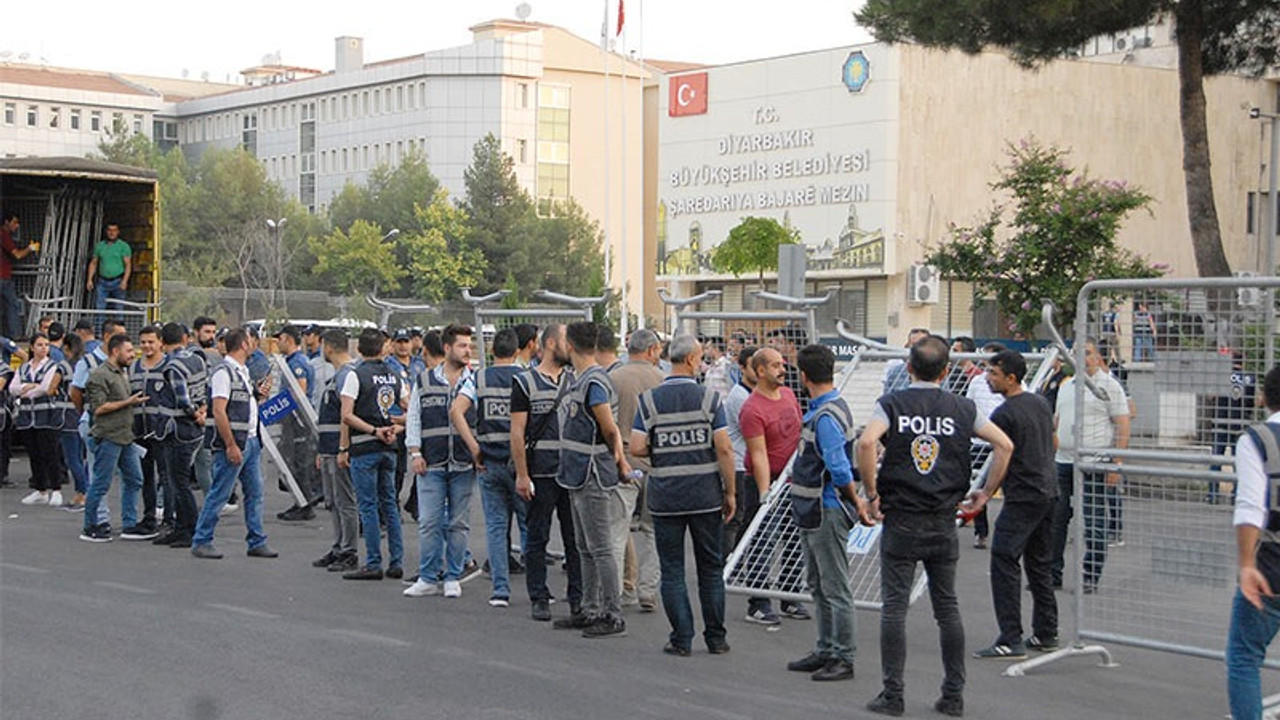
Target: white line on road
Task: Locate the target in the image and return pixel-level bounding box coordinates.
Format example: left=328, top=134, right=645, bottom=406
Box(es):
left=331, top=628, right=412, bottom=648
left=91, top=581, right=157, bottom=595
left=205, top=603, right=281, bottom=619
left=0, top=562, right=51, bottom=574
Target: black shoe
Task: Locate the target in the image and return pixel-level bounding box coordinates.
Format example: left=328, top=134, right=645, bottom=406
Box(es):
left=707, top=641, right=731, bottom=655
left=152, top=528, right=179, bottom=546
left=510, top=553, right=526, bottom=574
left=313, top=550, right=341, bottom=568
left=1026, top=634, right=1060, bottom=652
left=327, top=553, right=359, bottom=572
left=343, top=566, right=384, bottom=580
left=167, top=532, right=193, bottom=548
left=191, top=544, right=224, bottom=559
left=973, top=641, right=1026, bottom=659
left=867, top=692, right=905, bottom=717
left=934, top=695, right=964, bottom=717
left=787, top=652, right=828, bottom=672
left=385, top=566, right=404, bottom=580
left=137, top=517, right=158, bottom=534
left=79, top=524, right=112, bottom=543
left=780, top=601, right=811, bottom=620
left=531, top=600, right=552, bottom=622
left=247, top=545, right=279, bottom=558
left=277, top=505, right=315, bottom=522
left=460, top=558, right=482, bottom=584
left=582, top=616, right=626, bottom=639
left=812, top=658, right=854, bottom=682
left=553, top=612, right=594, bottom=630
left=121, top=525, right=160, bottom=541
left=663, top=642, right=691, bottom=657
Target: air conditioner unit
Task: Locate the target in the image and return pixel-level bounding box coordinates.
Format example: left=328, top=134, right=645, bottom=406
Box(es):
left=1235, top=270, right=1262, bottom=308
left=908, top=264, right=940, bottom=305
left=1114, top=36, right=1128, bottom=51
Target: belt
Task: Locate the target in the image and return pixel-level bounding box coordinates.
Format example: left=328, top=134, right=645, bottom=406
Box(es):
left=99, top=274, right=123, bottom=281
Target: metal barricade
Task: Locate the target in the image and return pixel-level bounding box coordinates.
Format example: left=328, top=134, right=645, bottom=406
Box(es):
left=461, top=289, right=604, bottom=367
left=26, top=296, right=160, bottom=339
left=1009, top=277, right=1280, bottom=682
left=366, top=294, right=436, bottom=332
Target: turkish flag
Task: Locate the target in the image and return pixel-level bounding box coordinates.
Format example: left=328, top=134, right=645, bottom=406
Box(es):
left=669, top=72, right=708, bottom=117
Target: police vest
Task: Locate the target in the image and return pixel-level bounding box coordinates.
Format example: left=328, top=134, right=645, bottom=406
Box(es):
left=54, top=359, right=79, bottom=430
left=317, top=362, right=357, bottom=456
left=0, top=366, right=13, bottom=432
left=385, top=355, right=413, bottom=417
left=205, top=362, right=254, bottom=451
left=15, top=359, right=61, bottom=430
left=476, top=364, right=519, bottom=464
left=1243, top=423, right=1280, bottom=593
left=557, top=366, right=618, bottom=491
left=163, top=353, right=204, bottom=443
left=515, top=368, right=566, bottom=478
left=172, top=347, right=209, bottom=411
left=348, top=359, right=401, bottom=458
left=131, top=357, right=174, bottom=440
left=640, top=379, right=723, bottom=516
left=877, top=387, right=976, bottom=514
left=417, top=367, right=473, bottom=467
left=790, top=398, right=857, bottom=529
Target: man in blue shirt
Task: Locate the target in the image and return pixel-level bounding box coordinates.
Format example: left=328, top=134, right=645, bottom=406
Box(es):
left=276, top=325, right=319, bottom=521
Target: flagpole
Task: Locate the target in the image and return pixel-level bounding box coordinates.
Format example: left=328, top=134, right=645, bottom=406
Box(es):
left=619, top=1, right=630, bottom=340
left=636, top=0, right=645, bottom=330
left=601, top=0, right=612, bottom=308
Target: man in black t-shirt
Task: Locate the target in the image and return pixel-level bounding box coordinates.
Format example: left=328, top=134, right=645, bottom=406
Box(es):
left=966, top=350, right=1059, bottom=660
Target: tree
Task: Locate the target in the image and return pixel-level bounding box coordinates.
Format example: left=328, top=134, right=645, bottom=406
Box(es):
left=926, top=140, right=1163, bottom=338
left=328, top=150, right=440, bottom=237
left=518, top=199, right=606, bottom=299
left=460, top=134, right=534, bottom=291
left=711, top=216, right=800, bottom=288
left=400, top=188, right=487, bottom=303
left=855, top=0, right=1280, bottom=277
left=308, top=220, right=404, bottom=296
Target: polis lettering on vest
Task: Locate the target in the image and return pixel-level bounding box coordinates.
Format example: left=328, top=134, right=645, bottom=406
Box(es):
left=483, top=398, right=510, bottom=418
left=656, top=428, right=710, bottom=447
left=896, top=415, right=956, bottom=436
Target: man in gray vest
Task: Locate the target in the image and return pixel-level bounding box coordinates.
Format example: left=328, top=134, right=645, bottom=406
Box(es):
left=631, top=333, right=735, bottom=656
left=155, top=322, right=206, bottom=548
left=192, top=328, right=277, bottom=560
left=857, top=335, right=1012, bottom=717
left=555, top=321, right=633, bottom=638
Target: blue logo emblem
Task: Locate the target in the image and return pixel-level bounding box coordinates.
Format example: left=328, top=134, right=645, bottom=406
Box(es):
left=842, top=51, right=870, bottom=93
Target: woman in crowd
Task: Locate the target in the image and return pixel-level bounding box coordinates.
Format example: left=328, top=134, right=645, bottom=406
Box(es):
left=15, top=333, right=68, bottom=506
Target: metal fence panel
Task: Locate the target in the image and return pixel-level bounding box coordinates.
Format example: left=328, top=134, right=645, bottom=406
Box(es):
left=463, top=289, right=602, bottom=367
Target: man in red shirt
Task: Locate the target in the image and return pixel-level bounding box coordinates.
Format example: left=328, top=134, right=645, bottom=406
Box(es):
left=1, top=212, right=38, bottom=339
left=739, top=347, right=810, bottom=624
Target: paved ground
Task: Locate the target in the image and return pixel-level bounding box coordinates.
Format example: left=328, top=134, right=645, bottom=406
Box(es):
left=0, top=454, right=1246, bottom=720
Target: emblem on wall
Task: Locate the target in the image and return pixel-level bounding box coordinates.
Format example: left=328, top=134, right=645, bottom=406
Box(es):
left=842, top=51, right=870, bottom=93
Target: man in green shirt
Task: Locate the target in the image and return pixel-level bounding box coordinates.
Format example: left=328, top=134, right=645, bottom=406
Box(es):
left=87, top=223, right=132, bottom=317
left=80, top=333, right=148, bottom=542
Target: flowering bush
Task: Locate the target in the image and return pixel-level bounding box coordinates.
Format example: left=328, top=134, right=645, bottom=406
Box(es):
left=927, top=139, right=1163, bottom=338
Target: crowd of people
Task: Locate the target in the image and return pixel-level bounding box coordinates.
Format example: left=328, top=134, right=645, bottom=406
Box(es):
left=1, top=312, right=1157, bottom=717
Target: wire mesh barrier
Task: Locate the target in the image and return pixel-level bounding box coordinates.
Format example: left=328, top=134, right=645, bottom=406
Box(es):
left=722, top=333, right=1059, bottom=611
left=32, top=298, right=160, bottom=340
left=462, top=289, right=604, bottom=367
left=1006, top=277, right=1280, bottom=683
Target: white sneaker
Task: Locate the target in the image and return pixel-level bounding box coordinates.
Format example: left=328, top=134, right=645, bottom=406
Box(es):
left=403, top=580, right=441, bottom=598
left=488, top=597, right=510, bottom=608
left=220, top=502, right=239, bottom=517
left=444, top=580, right=462, bottom=598
left=21, top=490, right=48, bottom=505
left=49, top=491, right=64, bottom=507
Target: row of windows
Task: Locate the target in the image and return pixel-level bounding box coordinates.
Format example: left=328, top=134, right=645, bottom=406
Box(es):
left=263, top=138, right=430, bottom=178
left=2, top=102, right=145, bottom=134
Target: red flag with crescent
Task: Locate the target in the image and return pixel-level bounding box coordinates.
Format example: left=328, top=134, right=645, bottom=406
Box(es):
left=669, top=72, right=708, bottom=117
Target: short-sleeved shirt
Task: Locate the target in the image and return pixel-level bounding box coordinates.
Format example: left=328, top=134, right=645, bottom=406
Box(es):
left=739, top=386, right=803, bottom=479
left=989, top=391, right=1058, bottom=501
left=0, top=227, right=17, bottom=280
left=723, top=382, right=751, bottom=472
left=93, top=238, right=132, bottom=279
left=285, top=350, right=315, bottom=393
left=210, top=356, right=259, bottom=439
left=1054, top=372, right=1129, bottom=463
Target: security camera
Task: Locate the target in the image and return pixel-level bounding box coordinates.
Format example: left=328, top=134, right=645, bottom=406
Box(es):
left=1251, top=107, right=1262, bottom=119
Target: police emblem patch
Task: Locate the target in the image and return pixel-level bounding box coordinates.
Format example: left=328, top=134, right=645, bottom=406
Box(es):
left=911, top=435, right=940, bottom=475
left=154, top=381, right=164, bottom=392
left=376, top=385, right=395, bottom=418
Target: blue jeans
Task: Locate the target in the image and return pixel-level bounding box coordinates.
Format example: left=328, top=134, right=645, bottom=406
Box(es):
left=0, top=278, right=21, bottom=339
left=417, top=467, right=476, bottom=582
left=84, top=437, right=143, bottom=531
left=802, top=507, right=856, bottom=662
left=81, top=418, right=110, bottom=525
left=193, top=437, right=267, bottom=551
left=93, top=276, right=127, bottom=318
left=480, top=463, right=527, bottom=599
left=1133, top=334, right=1154, bottom=362
left=1227, top=589, right=1280, bottom=720
left=61, top=430, right=89, bottom=495
left=654, top=511, right=727, bottom=650
left=349, top=450, right=403, bottom=571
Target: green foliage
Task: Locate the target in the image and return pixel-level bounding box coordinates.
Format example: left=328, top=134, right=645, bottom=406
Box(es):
left=328, top=150, right=440, bottom=238
left=927, top=140, right=1163, bottom=337
left=460, top=134, right=535, bottom=292
left=309, top=220, right=404, bottom=295
left=711, top=216, right=799, bottom=285
left=400, top=189, right=487, bottom=303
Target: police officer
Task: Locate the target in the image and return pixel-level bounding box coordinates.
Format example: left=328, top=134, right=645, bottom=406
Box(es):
left=511, top=324, right=582, bottom=623
left=311, top=329, right=360, bottom=573
left=155, top=322, right=206, bottom=548
left=191, top=328, right=277, bottom=560
left=452, top=327, right=526, bottom=607
left=631, top=333, right=735, bottom=657
left=856, top=335, right=1012, bottom=718
left=386, top=327, right=424, bottom=518
left=339, top=327, right=406, bottom=580
left=127, top=325, right=168, bottom=540
left=276, top=325, right=319, bottom=522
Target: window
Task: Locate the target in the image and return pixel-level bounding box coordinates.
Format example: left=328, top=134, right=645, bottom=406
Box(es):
left=519, top=83, right=529, bottom=109
left=517, top=138, right=527, bottom=163
left=70, top=109, right=81, bottom=130
left=112, top=112, right=124, bottom=134
left=363, top=145, right=370, bottom=167
left=91, top=111, right=102, bottom=132
left=536, top=84, right=572, bottom=214
left=363, top=91, right=370, bottom=117
left=26, top=105, right=37, bottom=127
left=133, top=114, right=144, bottom=135
left=342, top=148, right=349, bottom=171
left=300, top=173, right=316, bottom=212
left=3, top=102, right=14, bottom=125
left=396, top=85, right=404, bottom=111
left=48, top=107, right=60, bottom=129
left=242, top=113, right=258, bottom=155
left=342, top=94, right=349, bottom=119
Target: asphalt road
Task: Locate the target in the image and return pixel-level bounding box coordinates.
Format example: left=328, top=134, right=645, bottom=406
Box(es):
left=0, top=454, right=1246, bottom=719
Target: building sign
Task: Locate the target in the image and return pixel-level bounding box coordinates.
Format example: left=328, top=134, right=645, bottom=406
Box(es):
left=842, top=51, right=871, bottom=93
left=669, top=72, right=708, bottom=117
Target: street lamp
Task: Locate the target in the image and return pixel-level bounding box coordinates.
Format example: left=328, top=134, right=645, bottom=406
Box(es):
left=1252, top=107, right=1279, bottom=277
left=266, top=217, right=288, bottom=232
left=382, top=228, right=400, bottom=242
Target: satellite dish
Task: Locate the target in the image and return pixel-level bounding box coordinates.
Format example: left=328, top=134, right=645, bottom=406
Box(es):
left=516, top=2, right=532, bottom=20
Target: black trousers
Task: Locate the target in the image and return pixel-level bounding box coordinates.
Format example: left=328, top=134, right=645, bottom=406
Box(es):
left=990, top=499, right=1058, bottom=645
left=22, top=427, right=64, bottom=491
left=161, top=435, right=201, bottom=533
left=525, top=476, right=582, bottom=608
left=880, top=511, right=965, bottom=700
left=138, top=437, right=162, bottom=522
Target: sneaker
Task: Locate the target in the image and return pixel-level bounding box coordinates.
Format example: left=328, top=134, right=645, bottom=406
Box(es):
left=867, top=691, right=905, bottom=717
left=137, top=517, right=159, bottom=534
left=488, top=596, right=510, bottom=608
left=974, top=535, right=987, bottom=549
left=191, top=544, right=224, bottom=559
left=403, top=579, right=441, bottom=597
left=62, top=501, right=85, bottom=513
left=812, top=658, right=854, bottom=682
left=79, top=524, right=112, bottom=543
left=326, top=553, right=359, bottom=572
left=277, top=504, right=315, bottom=522
left=312, top=550, right=342, bottom=568
left=509, top=553, right=526, bottom=574
left=344, top=566, right=384, bottom=581
left=582, top=616, right=627, bottom=639
left=553, top=612, right=594, bottom=630
left=21, top=490, right=49, bottom=505
left=780, top=601, right=811, bottom=620
left=152, top=528, right=179, bottom=546
left=1026, top=635, right=1060, bottom=652
left=663, top=642, right=691, bottom=657
left=443, top=580, right=462, bottom=598
left=166, top=532, right=193, bottom=549
left=745, top=608, right=782, bottom=626
left=973, top=641, right=1027, bottom=660
left=219, top=502, right=239, bottom=517
left=639, top=596, right=657, bottom=613
left=48, top=490, right=64, bottom=507
left=1108, top=538, right=1126, bottom=548
left=385, top=566, right=404, bottom=580
left=787, top=652, right=829, bottom=673
left=531, top=600, right=552, bottom=621
left=459, top=559, right=482, bottom=584
left=934, top=695, right=965, bottom=717
left=707, top=640, right=731, bottom=655
left=120, top=525, right=160, bottom=541
left=401, top=574, right=420, bottom=586
left=247, top=545, right=279, bottom=558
